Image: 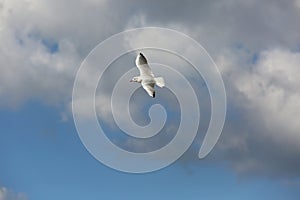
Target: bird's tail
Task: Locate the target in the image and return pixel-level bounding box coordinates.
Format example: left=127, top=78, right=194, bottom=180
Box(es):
left=155, top=77, right=165, bottom=88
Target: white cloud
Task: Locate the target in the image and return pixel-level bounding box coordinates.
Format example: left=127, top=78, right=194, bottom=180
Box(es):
left=0, top=0, right=129, bottom=108
left=1, top=0, right=300, bottom=178
left=0, top=1, right=80, bottom=107
left=0, top=187, right=27, bottom=200
left=215, top=48, right=300, bottom=177
left=236, top=48, right=300, bottom=147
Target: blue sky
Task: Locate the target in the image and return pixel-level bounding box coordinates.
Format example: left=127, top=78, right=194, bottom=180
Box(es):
left=1, top=102, right=299, bottom=200
left=1, top=0, right=300, bottom=199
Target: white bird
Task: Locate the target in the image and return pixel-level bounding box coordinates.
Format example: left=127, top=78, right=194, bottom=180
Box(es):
left=130, top=53, right=165, bottom=98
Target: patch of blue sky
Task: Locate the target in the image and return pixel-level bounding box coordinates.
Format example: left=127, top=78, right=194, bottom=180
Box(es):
left=17, top=30, right=59, bottom=53
left=232, top=42, right=260, bottom=65
left=41, top=38, right=59, bottom=53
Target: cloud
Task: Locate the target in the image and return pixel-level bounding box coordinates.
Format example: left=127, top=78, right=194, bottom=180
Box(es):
left=123, top=0, right=300, bottom=55
left=0, top=187, right=27, bottom=200
left=1, top=0, right=300, bottom=107
left=0, top=1, right=81, bottom=107
left=1, top=0, right=300, bottom=179
left=0, top=0, right=131, bottom=108
left=214, top=48, right=300, bottom=178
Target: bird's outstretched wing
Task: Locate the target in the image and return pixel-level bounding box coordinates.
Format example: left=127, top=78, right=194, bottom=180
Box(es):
left=135, top=53, right=154, bottom=77
left=142, top=82, right=155, bottom=98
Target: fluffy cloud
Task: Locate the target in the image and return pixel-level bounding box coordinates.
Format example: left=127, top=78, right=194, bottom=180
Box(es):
left=237, top=48, right=300, bottom=145
left=1, top=0, right=300, bottom=179
left=0, top=187, right=26, bottom=200
left=0, top=0, right=79, bottom=107
left=215, top=48, right=300, bottom=177
left=0, top=0, right=130, bottom=108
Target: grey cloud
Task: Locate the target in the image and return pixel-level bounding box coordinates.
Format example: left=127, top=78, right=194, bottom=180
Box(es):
left=0, top=187, right=27, bottom=200
left=1, top=0, right=300, bottom=179
left=0, top=0, right=130, bottom=108
left=123, top=0, right=300, bottom=54
left=213, top=48, right=300, bottom=178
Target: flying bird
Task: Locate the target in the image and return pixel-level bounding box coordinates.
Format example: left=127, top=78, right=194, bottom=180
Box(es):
left=130, top=53, right=165, bottom=98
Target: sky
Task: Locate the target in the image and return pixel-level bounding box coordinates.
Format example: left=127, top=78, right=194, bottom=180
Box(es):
left=1, top=0, right=300, bottom=199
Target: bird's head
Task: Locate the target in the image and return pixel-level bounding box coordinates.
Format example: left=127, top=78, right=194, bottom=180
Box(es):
left=130, top=76, right=142, bottom=83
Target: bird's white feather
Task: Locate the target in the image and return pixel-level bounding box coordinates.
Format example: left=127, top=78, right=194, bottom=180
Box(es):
left=132, top=53, right=164, bottom=98
left=154, top=77, right=165, bottom=88
left=142, top=82, right=155, bottom=97
left=135, top=53, right=154, bottom=77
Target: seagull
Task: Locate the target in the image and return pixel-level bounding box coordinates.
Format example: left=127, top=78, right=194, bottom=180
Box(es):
left=130, top=53, right=165, bottom=98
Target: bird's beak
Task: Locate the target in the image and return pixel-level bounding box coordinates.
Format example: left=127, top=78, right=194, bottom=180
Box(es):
left=129, top=80, right=133, bottom=82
